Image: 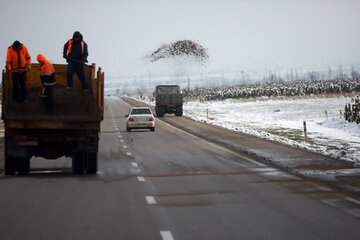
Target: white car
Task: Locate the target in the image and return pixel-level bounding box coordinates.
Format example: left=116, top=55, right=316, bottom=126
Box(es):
left=126, top=107, right=155, bottom=132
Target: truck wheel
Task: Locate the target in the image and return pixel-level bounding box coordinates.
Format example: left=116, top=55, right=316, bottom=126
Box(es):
left=17, top=158, right=30, bottom=175
left=175, top=107, right=183, bottom=117
left=4, top=140, right=16, bottom=175
left=4, top=156, right=16, bottom=175
left=126, top=127, right=131, bottom=132
left=157, top=107, right=165, bottom=117
left=86, top=153, right=97, bottom=174
left=150, top=127, right=155, bottom=132
left=72, top=153, right=84, bottom=174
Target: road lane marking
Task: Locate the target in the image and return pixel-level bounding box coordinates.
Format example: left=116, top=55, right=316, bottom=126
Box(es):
left=159, top=119, right=265, bottom=167
left=160, top=231, right=175, bottom=240
left=347, top=197, right=360, bottom=205
left=131, top=162, right=138, bottom=167
left=145, top=196, right=156, bottom=205
left=127, top=152, right=132, bottom=156
left=137, top=176, right=145, bottom=182
left=317, top=186, right=332, bottom=192
left=123, top=145, right=128, bottom=148
left=120, top=140, right=124, bottom=142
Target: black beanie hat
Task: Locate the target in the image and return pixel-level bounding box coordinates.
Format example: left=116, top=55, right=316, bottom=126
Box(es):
left=12, top=40, right=22, bottom=50
left=73, top=31, right=81, bottom=39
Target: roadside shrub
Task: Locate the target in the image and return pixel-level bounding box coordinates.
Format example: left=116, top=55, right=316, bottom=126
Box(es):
left=344, top=96, right=360, bottom=124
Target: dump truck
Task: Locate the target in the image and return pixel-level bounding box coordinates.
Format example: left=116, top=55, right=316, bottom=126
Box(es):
left=154, top=85, right=183, bottom=117
left=2, top=63, right=104, bottom=175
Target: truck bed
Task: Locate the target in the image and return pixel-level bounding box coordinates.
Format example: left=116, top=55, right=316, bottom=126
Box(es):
left=2, top=63, right=104, bottom=126
left=7, top=87, right=96, bottom=120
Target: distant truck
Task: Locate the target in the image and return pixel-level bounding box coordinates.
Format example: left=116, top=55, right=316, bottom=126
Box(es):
left=154, top=85, right=183, bottom=117
left=2, top=63, right=104, bottom=175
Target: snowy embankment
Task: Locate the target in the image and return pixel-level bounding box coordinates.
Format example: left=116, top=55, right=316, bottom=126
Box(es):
left=138, top=96, right=360, bottom=165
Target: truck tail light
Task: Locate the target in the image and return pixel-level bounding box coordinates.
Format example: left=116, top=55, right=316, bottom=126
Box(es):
left=149, top=117, right=155, bottom=121
left=128, top=118, right=134, bottom=122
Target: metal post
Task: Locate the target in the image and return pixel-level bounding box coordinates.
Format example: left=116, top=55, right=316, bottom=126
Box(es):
left=303, top=121, right=307, bottom=141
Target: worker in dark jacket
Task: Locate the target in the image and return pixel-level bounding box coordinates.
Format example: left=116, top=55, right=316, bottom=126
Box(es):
left=63, top=31, right=88, bottom=89
left=37, top=54, right=56, bottom=113
left=6, top=40, right=32, bottom=103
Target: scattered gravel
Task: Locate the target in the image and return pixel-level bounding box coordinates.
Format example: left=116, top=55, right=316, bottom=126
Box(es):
left=146, top=40, right=209, bottom=64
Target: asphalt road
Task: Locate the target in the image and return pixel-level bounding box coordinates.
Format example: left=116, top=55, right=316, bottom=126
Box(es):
left=0, top=97, right=359, bottom=240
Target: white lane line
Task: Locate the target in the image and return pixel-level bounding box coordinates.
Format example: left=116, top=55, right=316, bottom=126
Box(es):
left=120, top=140, right=124, bottom=142
left=137, top=176, right=145, bottom=182
left=118, top=135, right=122, bottom=138
left=115, top=127, right=119, bottom=131
left=131, top=162, right=138, bottom=167
left=159, top=119, right=265, bottom=167
left=145, top=196, right=156, bottom=205
left=347, top=197, right=360, bottom=205
left=126, top=152, right=132, bottom=156
left=160, top=231, right=175, bottom=240
left=123, top=145, right=128, bottom=148
left=317, top=186, right=332, bottom=192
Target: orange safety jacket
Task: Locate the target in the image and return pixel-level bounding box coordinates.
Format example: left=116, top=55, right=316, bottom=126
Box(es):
left=66, top=39, right=85, bottom=55
left=37, top=54, right=56, bottom=86
left=6, top=44, right=31, bottom=72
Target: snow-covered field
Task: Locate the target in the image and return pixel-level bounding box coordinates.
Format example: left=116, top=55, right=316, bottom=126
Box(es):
left=138, top=96, right=360, bottom=164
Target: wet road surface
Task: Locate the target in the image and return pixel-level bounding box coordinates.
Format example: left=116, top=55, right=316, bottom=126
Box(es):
left=0, top=97, right=359, bottom=240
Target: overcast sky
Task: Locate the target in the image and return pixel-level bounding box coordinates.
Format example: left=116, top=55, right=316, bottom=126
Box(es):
left=1, top=0, right=360, bottom=78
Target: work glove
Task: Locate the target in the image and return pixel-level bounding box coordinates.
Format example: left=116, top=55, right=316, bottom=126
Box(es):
left=27, top=65, right=32, bottom=72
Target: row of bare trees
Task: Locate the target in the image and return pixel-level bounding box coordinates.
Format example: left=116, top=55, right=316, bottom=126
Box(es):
left=183, top=79, right=360, bottom=101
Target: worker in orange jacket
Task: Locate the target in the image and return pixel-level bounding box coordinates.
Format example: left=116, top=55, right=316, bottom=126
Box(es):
left=6, top=40, right=32, bottom=103
left=37, top=54, right=56, bottom=113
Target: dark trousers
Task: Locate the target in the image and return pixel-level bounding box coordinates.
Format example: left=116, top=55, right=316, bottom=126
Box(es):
left=12, top=71, right=27, bottom=103
left=66, top=62, right=88, bottom=89
left=41, top=88, right=54, bottom=113
left=41, top=76, right=55, bottom=113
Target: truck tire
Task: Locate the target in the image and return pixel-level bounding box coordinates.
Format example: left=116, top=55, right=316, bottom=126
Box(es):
left=150, top=127, right=155, bottom=132
left=4, top=140, right=16, bottom=175
left=17, top=157, right=30, bottom=175
left=4, top=156, right=16, bottom=175
left=85, top=153, right=97, bottom=174
left=157, top=107, right=165, bottom=117
left=175, top=106, right=183, bottom=117
left=72, top=153, right=84, bottom=174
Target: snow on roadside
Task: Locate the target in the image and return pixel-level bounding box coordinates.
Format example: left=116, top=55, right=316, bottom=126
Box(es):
left=183, top=97, right=360, bottom=164
left=133, top=95, right=360, bottom=165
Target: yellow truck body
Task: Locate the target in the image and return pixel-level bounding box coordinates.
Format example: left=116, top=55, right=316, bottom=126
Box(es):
left=2, top=63, right=104, bottom=175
